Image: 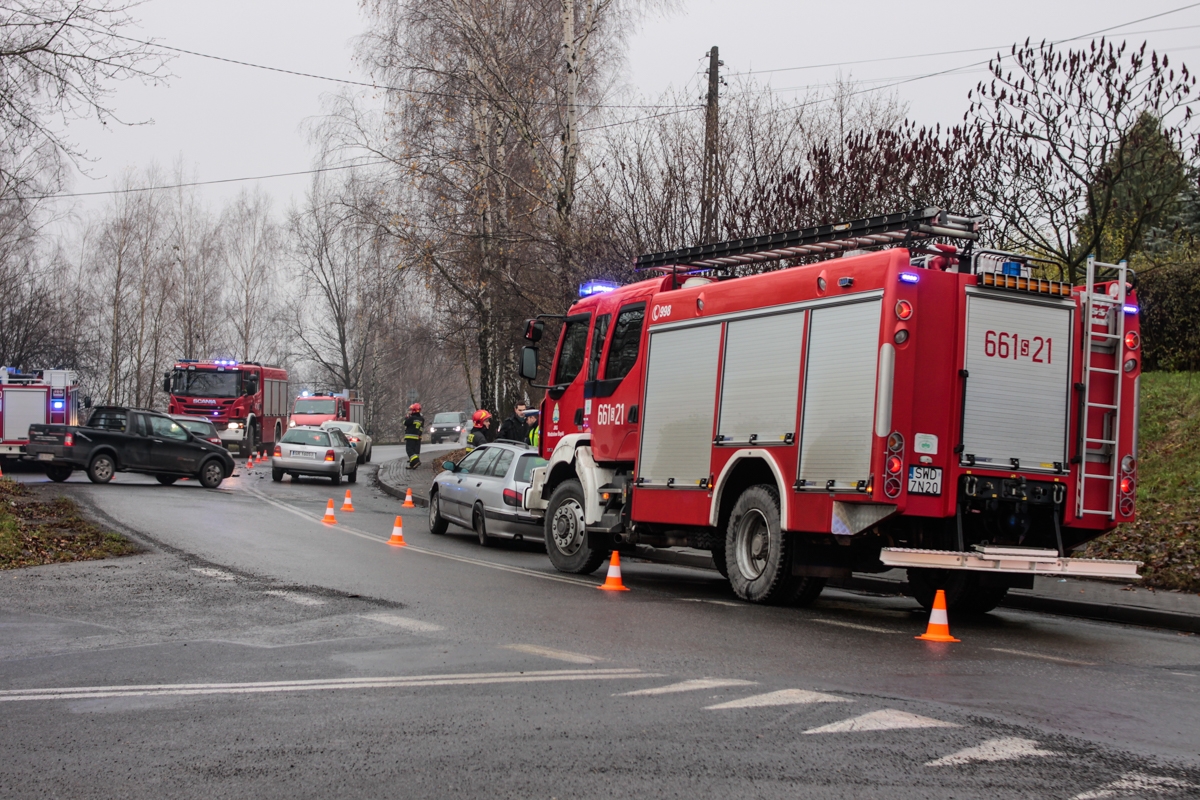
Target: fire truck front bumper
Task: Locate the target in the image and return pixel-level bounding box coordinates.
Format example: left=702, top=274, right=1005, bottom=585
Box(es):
left=218, top=427, right=248, bottom=451
left=880, top=546, right=1141, bottom=580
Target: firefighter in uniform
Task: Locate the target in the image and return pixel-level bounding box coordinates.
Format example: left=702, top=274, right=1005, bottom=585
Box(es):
left=524, top=408, right=540, bottom=449
left=465, top=409, right=492, bottom=452
left=403, top=403, right=424, bottom=468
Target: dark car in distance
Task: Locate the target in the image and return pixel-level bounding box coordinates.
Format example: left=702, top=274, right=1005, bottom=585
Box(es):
left=27, top=406, right=236, bottom=488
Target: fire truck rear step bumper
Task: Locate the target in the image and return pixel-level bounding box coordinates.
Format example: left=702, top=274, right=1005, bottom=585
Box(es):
left=880, top=546, right=1141, bottom=580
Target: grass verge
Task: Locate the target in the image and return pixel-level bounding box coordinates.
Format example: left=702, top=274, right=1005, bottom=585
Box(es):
left=1083, top=371, right=1200, bottom=592
left=0, top=478, right=139, bottom=569
left=432, top=448, right=469, bottom=477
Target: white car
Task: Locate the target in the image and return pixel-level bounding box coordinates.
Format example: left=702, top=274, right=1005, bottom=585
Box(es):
left=321, top=420, right=373, bottom=463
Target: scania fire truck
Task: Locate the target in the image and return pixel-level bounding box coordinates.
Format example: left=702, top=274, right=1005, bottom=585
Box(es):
left=164, top=360, right=289, bottom=455
left=0, top=369, right=82, bottom=461
left=518, top=208, right=1142, bottom=613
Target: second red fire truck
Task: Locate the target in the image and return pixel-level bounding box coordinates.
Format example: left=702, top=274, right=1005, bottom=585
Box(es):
left=164, top=360, right=290, bottom=455
left=518, top=208, right=1142, bottom=612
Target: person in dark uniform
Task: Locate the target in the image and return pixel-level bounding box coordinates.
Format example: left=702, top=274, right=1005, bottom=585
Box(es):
left=403, top=403, right=424, bottom=468
left=497, top=402, right=528, bottom=442
left=465, top=409, right=492, bottom=452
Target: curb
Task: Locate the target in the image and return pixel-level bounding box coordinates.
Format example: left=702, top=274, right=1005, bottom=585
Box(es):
left=372, top=458, right=429, bottom=508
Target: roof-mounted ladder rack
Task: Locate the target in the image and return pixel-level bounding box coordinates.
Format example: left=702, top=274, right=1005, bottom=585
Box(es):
left=635, top=207, right=984, bottom=271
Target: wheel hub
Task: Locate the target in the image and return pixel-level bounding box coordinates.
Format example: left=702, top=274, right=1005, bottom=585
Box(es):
left=551, top=500, right=583, bottom=555
left=735, top=509, right=770, bottom=580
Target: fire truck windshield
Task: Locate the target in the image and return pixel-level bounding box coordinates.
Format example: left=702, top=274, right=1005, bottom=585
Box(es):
left=171, top=369, right=242, bottom=398
left=294, top=398, right=336, bottom=414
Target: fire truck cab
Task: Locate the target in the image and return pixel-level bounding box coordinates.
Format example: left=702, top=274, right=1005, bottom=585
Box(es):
left=0, top=369, right=82, bottom=459
left=520, top=209, right=1142, bottom=612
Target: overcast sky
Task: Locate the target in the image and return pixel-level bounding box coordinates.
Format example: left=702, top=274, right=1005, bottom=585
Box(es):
left=58, top=0, right=1200, bottom=221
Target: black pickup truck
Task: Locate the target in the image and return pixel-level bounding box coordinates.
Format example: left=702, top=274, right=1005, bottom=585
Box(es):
left=27, top=406, right=236, bottom=488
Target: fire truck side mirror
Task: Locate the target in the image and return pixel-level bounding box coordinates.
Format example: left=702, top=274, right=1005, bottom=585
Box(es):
left=162, top=376, right=170, bottom=393
left=82, top=396, right=92, bottom=409
left=246, top=376, right=259, bottom=395
left=519, top=347, right=539, bottom=381
left=523, top=319, right=544, bottom=343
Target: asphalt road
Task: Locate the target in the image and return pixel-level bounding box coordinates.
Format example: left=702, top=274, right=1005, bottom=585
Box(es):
left=2, top=445, right=1198, bottom=799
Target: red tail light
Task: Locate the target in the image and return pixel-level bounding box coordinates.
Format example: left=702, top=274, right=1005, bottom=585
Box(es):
left=274, top=445, right=282, bottom=457
left=1120, top=477, right=1135, bottom=494
left=64, top=433, right=73, bottom=447
left=503, top=488, right=522, bottom=507
left=325, top=449, right=335, bottom=462
left=886, top=455, right=902, bottom=474
left=348, top=436, right=359, bottom=443
left=208, top=437, right=221, bottom=446
left=894, top=299, right=914, bottom=320
left=1124, top=331, right=1140, bottom=350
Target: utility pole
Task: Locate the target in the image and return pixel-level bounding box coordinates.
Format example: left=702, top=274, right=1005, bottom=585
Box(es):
left=699, top=45, right=722, bottom=245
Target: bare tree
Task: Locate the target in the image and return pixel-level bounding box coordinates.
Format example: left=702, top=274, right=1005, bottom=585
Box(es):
left=221, top=187, right=279, bottom=361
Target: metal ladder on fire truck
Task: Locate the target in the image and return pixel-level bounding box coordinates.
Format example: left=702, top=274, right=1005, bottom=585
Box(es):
left=1075, top=256, right=1129, bottom=520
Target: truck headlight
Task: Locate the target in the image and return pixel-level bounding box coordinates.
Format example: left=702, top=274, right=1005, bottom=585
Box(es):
left=227, top=422, right=241, bottom=430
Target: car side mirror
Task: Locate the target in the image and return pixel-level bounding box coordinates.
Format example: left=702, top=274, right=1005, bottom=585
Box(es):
left=519, top=346, right=538, bottom=381
left=523, top=319, right=544, bottom=342
left=442, top=461, right=458, bottom=472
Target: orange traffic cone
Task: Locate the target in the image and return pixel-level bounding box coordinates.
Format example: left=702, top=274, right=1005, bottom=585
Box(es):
left=402, top=488, right=415, bottom=508
left=341, top=489, right=355, bottom=512
left=322, top=498, right=337, bottom=525
left=916, top=589, right=960, bottom=642
left=388, top=516, right=406, bottom=547
left=246, top=454, right=255, bottom=469
left=597, top=551, right=630, bottom=592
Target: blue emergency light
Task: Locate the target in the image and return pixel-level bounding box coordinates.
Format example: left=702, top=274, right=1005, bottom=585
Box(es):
left=1123, top=304, right=1139, bottom=315
left=52, top=400, right=64, bottom=410
left=898, top=272, right=920, bottom=284
left=1002, top=261, right=1022, bottom=277
left=579, top=280, right=619, bottom=297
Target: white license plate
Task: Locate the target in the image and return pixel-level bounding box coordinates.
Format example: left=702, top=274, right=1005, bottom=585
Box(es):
left=907, top=466, right=943, bottom=496
left=37, top=453, right=54, bottom=461
left=290, top=450, right=316, bottom=459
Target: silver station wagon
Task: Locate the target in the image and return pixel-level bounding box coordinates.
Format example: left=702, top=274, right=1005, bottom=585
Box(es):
left=428, top=442, right=546, bottom=546
left=270, top=426, right=359, bottom=484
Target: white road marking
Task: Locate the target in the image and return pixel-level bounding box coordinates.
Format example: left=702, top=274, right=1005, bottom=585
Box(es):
left=358, top=613, right=444, bottom=633
left=245, top=487, right=597, bottom=587
left=926, top=737, right=1058, bottom=767
left=0, top=669, right=656, bottom=702
left=262, top=590, right=326, bottom=607
left=990, top=647, right=1096, bottom=666
left=679, top=598, right=743, bottom=607
left=503, top=644, right=602, bottom=664
left=706, top=689, right=851, bottom=710
left=619, top=678, right=757, bottom=696
left=1070, top=772, right=1199, bottom=799
left=810, top=619, right=899, bottom=634
left=804, top=709, right=960, bottom=734
left=191, top=567, right=236, bottom=581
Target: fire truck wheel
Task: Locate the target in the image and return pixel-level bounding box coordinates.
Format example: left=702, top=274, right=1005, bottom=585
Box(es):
left=272, top=468, right=284, bottom=482
left=45, top=466, right=72, bottom=483
left=782, top=576, right=827, bottom=607
left=198, top=459, right=225, bottom=489
left=544, top=479, right=605, bottom=574
left=87, top=454, right=116, bottom=484
left=725, top=484, right=797, bottom=605
left=155, top=475, right=178, bottom=486
left=429, top=491, right=449, bottom=535
left=710, top=547, right=729, bottom=579
left=906, top=568, right=1008, bottom=615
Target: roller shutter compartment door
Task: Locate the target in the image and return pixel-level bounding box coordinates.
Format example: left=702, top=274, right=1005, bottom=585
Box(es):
left=798, top=299, right=883, bottom=489
left=3, top=389, right=47, bottom=441
left=717, top=311, right=805, bottom=445
left=637, top=324, right=721, bottom=487
left=961, top=293, right=1072, bottom=471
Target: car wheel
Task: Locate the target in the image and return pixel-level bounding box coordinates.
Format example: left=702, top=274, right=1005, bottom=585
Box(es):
left=272, top=468, right=283, bottom=482
left=198, top=459, right=225, bottom=489
left=331, top=467, right=342, bottom=486
left=473, top=505, right=494, bottom=547
left=155, top=475, right=178, bottom=486
left=87, top=453, right=116, bottom=484
left=348, top=466, right=357, bottom=484
left=365, top=446, right=372, bottom=463
left=289, top=473, right=300, bottom=482
left=45, top=465, right=72, bottom=483
left=429, top=490, right=449, bottom=535
left=544, top=479, right=605, bottom=574
left=725, top=484, right=801, bottom=605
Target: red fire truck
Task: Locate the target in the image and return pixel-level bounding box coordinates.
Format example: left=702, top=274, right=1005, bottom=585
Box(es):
left=164, top=360, right=289, bottom=455
left=0, top=369, right=82, bottom=460
left=518, top=209, right=1142, bottom=613
left=288, top=391, right=363, bottom=429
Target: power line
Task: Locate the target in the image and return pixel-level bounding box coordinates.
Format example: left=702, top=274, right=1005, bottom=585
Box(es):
left=29, top=159, right=392, bottom=200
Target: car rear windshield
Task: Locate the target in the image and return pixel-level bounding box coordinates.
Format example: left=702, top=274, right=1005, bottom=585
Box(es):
left=86, top=409, right=127, bottom=431
left=515, top=454, right=547, bottom=483
left=176, top=419, right=217, bottom=437
left=294, top=399, right=336, bottom=414
left=433, top=413, right=461, bottom=424
left=323, top=421, right=353, bottom=431
left=281, top=430, right=330, bottom=447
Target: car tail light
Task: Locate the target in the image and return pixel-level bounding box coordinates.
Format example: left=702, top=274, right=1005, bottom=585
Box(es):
left=209, top=437, right=221, bottom=446
left=886, top=455, right=902, bottom=474
left=348, top=436, right=359, bottom=443
left=325, top=449, right=335, bottom=462
left=503, top=488, right=521, bottom=507
left=895, top=299, right=913, bottom=320
left=64, top=433, right=73, bottom=447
